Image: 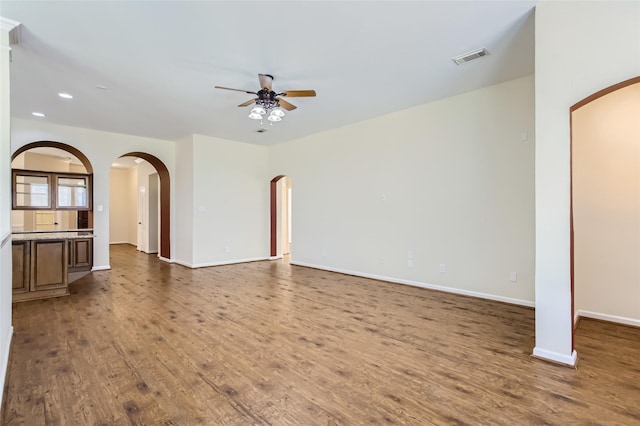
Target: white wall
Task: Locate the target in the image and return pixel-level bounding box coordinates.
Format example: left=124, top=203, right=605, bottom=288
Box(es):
left=174, top=136, right=194, bottom=265
left=0, top=16, right=19, bottom=410
left=269, top=75, right=536, bottom=305
left=10, top=118, right=176, bottom=268
left=534, top=0, right=640, bottom=365
left=188, top=134, right=269, bottom=267
left=109, top=167, right=133, bottom=244
left=573, top=83, right=640, bottom=326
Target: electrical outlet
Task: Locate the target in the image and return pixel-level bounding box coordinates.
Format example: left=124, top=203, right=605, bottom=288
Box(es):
left=439, top=263, right=446, bottom=273
left=408, top=259, right=413, bottom=268
left=510, top=272, right=517, bottom=282
left=224, top=246, right=230, bottom=253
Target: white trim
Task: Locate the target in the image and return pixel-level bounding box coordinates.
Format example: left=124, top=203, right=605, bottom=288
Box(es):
left=0, top=326, right=14, bottom=408
left=532, top=348, right=578, bottom=367
left=158, top=256, right=173, bottom=263
left=269, top=255, right=283, bottom=260
left=91, top=265, right=111, bottom=271
left=0, top=17, right=20, bottom=32
left=576, top=310, right=640, bottom=328
left=109, top=241, right=130, bottom=245
left=1, top=231, right=10, bottom=248
left=175, top=257, right=268, bottom=269
left=290, top=261, right=535, bottom=308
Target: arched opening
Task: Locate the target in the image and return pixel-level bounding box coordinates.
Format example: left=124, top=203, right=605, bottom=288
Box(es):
left=570, top=76, right=640, bottom=348
left=10, top=141, right=94, bottom=231
left=114, top=152, right=171, bottom=260
left=12, top=141, right=93, bottom=173
left=270, top=175, right=292, bottom=259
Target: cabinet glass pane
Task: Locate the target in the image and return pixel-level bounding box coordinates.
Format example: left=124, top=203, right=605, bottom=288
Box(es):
left=15, top=175, right=50, bottom=207
left=57, top=177, right=88, bottom=208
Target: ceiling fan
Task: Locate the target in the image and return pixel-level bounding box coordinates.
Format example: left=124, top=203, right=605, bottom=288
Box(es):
left=215, top=74, right=316, bottom=122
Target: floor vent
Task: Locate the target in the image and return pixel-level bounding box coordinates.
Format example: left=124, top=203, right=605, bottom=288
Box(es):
left=452, top=48, right=488, bottom=65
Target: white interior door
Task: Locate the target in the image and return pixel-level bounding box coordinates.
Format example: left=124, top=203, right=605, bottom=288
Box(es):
left=137, top=186, right=146, bottom=252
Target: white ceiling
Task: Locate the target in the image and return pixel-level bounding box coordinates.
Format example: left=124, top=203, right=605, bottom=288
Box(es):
left=1, top=1, right=537, bottom=146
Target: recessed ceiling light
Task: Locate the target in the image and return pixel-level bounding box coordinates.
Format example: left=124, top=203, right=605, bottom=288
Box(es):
left=95, top=85, right=108, bottom=90
left=31, top=112, right=46, bottom=117
left=134, top=158, right=144, bottom=164
left=58, top=92, right=73, bottom=99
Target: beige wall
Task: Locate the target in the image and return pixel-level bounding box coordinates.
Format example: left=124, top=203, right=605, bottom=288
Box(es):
left=189, top=134, right=269, bottom=267
left=110, top=167, right=134, bottom=244
left=573, top=83, right=640, bottom=325
left=270, top=75, right=535, bottom=305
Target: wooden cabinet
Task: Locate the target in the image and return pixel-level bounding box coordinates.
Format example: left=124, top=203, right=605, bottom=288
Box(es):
left=13, top=234, right=94, bottom=302
left=68, top=238, right=93, bottom=271
left=12, top=240, right=30, bottom=294
left=12, top=236, right=92, bottom=303
left=13, top=239, right=69, bottom=302
left=32, top=240, right=68, bottom=292
left=12, top=169, right=92, bottom=211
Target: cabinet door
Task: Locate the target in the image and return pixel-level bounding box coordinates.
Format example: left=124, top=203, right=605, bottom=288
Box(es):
left=11, top=241, right=30, bottom=294
left=71, top=238, right=92, bottom=269
left=31, top=240, right=68, bottom=291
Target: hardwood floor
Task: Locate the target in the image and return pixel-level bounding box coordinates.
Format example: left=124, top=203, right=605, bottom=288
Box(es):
left=2, top=244, right=640, bottom=425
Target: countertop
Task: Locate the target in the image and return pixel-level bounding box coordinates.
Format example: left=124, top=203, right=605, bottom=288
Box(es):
left=12, top=231, right=95, bottom=241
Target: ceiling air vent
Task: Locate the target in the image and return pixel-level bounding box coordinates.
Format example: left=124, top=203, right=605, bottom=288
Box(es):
left=255, top=129, right=267, bottom=133
left=452, top=48, right=488, bottom=65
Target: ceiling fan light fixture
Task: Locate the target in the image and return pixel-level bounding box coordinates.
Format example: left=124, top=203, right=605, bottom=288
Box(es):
left=248, top=112, right=263, bottom=120
left=251, top=105, right=266, bottom=115
left=270, top=107, right=285, bottom=118
left=267, top=114, right=282, bottom=122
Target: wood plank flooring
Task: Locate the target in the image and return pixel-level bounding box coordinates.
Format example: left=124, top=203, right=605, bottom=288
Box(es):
left=2, top=244, right=640, bottom=425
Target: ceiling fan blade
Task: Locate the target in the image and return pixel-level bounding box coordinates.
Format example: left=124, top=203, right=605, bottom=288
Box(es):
left=279, top=90, right=316, bottom=98
left=258, top=74, right=273, bottom=91
left=276, top=98, right=297, bottom=111
left=214, top=86, right=257, bottom=94
left=238, top=98, right=257, bottom=107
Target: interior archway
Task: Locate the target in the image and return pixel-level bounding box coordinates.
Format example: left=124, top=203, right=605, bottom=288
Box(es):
left=12, top=141, right=93, bottom=173
left=119, top=152, right=171, bottom=260
left=11, top=141, right=94, bottom=230
left=270, top=175, right=290, bottom=258
left=570, top=75, right=640, bottom=349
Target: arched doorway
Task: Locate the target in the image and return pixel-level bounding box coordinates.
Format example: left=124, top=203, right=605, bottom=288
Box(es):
left=570, top=76, right=640, bottom=348
left=117, top=152, right=171, bottom=260
left=270, top=175, right=291, bottom=259
left=11, top=141, right=94, bottom=231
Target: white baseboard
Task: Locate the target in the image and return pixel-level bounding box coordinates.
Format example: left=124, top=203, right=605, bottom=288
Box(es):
left=290, top=261, right=535, bottom=308
left=158, top=256, right=173, bottom=263
left=91, top=265, right=111, bottom=271
left=532, top=347, right=578, bottom=367
left=0, top=326, right=14, bottom=409
left=109, top=241, right=130, bottom=245
left=175, top=257, right=269, bottom=269
left=269, top=256, right=283, bottom=260
left=576, top=310, right=640, bottom=328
